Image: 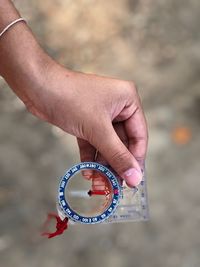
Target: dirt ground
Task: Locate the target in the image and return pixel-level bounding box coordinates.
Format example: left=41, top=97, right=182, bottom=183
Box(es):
left=0, top=0, right=200, bottom=266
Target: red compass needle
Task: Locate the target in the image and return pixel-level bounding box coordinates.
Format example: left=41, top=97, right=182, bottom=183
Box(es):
left=88, top=189, right=109, bottom=196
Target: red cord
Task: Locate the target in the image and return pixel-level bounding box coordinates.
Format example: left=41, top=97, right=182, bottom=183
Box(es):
left=41, top=213, right=68, bottom=238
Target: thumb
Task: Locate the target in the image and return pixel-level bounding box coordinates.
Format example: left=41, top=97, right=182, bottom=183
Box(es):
left=91, top=122, right=143, bottom=187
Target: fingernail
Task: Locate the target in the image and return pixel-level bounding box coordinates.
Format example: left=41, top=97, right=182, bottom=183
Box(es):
left=123, top=168, right=142, bottom=186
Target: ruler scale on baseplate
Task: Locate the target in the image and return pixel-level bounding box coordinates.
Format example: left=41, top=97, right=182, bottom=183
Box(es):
left=106, top=173, right=149, bottom=223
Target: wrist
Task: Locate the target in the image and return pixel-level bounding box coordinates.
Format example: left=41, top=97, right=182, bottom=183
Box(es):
left=0, top=0, right=72, bottom=123
left=0, top=19, right=56, bottom=104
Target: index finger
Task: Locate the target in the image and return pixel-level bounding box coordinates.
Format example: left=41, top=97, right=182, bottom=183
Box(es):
left=124, top=104, right=148, bottom=170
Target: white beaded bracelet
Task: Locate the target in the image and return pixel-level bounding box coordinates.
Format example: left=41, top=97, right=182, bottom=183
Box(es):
left=0, top=18, right=26, bottom=38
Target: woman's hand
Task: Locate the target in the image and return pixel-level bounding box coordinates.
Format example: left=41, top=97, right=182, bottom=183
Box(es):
left=24, top=62, right=148, bottom=187
left=0, top=1, right=148, bottom=186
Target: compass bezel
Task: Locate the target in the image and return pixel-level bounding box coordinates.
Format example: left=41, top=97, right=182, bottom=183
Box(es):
left=58, top=162, right=121, bottom=224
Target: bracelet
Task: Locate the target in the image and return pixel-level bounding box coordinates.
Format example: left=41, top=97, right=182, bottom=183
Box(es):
left=0, top=18, right=26, bottom=38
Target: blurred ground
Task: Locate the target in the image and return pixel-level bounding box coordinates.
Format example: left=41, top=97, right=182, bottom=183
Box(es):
left=1, top=0, right=200, bottom=266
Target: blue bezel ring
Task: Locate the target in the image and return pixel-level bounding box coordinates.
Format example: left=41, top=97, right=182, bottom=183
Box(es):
left=58, top=162, right=121, bottom=224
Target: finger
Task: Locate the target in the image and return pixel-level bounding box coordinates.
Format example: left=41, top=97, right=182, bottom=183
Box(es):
left=91, top=120, right=143, bottom=187
left=77, top=138, right=96, bottom=179
left=114, top=122, right=129, bottom=148
left=124, top=105, right=148, bottom=171
left=95, top=122, right=128, bottom=165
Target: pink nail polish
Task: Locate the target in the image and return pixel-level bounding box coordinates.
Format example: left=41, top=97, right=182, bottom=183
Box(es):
left=123, top=168, right=142, bottom=186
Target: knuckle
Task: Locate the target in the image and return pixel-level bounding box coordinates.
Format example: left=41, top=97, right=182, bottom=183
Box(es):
left=127, top=80, right=137, bottom=92
left=122, top=80, right=139, bottom=103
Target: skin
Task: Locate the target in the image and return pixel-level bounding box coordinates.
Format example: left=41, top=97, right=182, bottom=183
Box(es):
left=0, top=0, right=148, bottom=187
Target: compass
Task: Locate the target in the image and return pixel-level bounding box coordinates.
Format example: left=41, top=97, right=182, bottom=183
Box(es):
left=58, top=162, right=121, bottom=224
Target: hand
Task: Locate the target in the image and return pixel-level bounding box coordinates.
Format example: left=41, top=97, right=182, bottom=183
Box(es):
left=0, top=3, right=148, bottom=186
left=24, top=62, right=148, bottom=187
